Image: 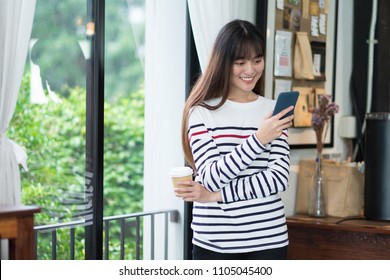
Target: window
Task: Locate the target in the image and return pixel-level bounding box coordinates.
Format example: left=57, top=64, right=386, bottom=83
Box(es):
left=8, top=0, right=145, bottom=260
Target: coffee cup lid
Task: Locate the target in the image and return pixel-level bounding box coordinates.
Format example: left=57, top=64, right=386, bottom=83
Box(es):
left=170, top=167, right=193, bottom=177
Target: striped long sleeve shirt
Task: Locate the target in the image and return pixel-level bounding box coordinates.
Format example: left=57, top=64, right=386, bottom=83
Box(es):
left=188, top=96, right=290, bottom=253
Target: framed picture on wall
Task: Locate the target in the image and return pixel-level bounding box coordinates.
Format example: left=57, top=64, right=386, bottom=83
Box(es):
left=264, top=0, right=338, bottom=149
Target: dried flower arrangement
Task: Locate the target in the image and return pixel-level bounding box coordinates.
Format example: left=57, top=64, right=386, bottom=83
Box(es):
left=311, top=94, right=339, bottom=154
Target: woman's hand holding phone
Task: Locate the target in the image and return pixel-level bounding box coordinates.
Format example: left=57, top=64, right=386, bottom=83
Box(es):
left=255, top=106, right=294, bottom=145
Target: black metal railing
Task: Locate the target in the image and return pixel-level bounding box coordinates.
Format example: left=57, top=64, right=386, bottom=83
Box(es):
left=34, top=209, right=179, bottom=260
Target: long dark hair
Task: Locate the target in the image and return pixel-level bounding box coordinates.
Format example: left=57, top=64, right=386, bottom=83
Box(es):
left=182, top=19, right=266, bottom=169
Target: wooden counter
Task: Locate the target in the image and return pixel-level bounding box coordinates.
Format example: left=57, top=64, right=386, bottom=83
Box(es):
left=0, top=205, right=40, bottom=260
left=287, top=215, right=390, bottom=259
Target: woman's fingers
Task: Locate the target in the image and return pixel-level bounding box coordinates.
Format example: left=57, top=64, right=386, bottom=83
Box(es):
left=174, top=187, right=197, bottom=202
left=174, top=181, right=196, bottom=200
left=274, top=111, right=294, bottom=131
left=275, top=105, right=294, bottom=120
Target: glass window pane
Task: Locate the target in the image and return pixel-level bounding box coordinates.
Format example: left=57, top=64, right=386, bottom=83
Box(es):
left=9, top=0, right=90, bottom=260
left=8, top=0, right=146, bottom=260
left=103, top=0, right=145, bottom=259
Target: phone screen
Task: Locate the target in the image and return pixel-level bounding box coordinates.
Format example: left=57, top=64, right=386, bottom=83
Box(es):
left=272, top=91, right=299, bottom=118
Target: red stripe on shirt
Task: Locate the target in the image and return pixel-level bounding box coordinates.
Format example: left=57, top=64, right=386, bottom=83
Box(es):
left=212, top=134, right=250, bottom=139
left=189, top=130, right=208, bottom=142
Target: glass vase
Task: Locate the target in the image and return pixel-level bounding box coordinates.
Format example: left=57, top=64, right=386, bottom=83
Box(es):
left=308, top=153, right=327, bottom=217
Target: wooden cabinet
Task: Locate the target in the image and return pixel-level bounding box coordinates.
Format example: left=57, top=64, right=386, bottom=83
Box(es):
left=0, top=205, right=40, bottom=260
left=287, top=215, right=390, bottom=259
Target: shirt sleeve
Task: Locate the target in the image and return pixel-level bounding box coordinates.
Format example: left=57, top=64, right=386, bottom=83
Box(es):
left=219, top=130, right=291, bottom=203
left=188, top=107, right=266, bottom=193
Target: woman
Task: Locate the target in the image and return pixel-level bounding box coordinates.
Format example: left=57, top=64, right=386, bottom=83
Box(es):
left=175, top=19, right=294, bottom=260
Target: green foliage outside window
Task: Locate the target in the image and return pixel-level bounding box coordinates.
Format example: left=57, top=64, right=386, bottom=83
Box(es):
left=8, top=73, right=145, bottom=259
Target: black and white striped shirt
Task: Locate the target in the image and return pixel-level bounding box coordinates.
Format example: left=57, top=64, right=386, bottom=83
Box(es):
left=188, top=96, right=290, bottom=253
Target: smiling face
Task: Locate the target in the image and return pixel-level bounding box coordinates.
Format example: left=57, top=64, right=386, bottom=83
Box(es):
left=229, top=51, right=264, bottom=97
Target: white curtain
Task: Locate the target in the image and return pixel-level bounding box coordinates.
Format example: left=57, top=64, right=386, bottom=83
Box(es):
left=0, top=0, right=36, bottom=205
left=187, top=0, right=256, bottom=72
left=144, top=0, right=188, bottom=259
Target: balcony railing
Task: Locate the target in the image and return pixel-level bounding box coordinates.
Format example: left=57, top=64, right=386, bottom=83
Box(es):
left=34, top=209, right=179, bottom=260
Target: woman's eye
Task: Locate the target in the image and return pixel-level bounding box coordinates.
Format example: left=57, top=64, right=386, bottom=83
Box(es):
left=235, top=61, right=245, bottom=65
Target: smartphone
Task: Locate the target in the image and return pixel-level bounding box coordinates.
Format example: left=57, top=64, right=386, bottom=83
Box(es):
left=272, top=91, right=299, bottom=119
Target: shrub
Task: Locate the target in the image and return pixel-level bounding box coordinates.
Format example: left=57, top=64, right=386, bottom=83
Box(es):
left=8, top=73, right=145, bottom=259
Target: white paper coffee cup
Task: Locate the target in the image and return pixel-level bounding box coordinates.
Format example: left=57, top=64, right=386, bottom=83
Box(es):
left=170, top=167, right=193, bottom=188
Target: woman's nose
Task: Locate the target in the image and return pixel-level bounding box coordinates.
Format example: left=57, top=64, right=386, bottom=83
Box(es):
left=244, top=62, right=255, bottom=74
